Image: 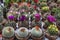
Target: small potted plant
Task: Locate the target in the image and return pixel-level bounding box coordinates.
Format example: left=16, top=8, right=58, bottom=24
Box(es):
left=45, top=24, right=59, bottom=40
left=15, top=27, right=29, bottom=40
left=2, top=27, right=14, bottom=40
left=41, top=6, right=49, bottom=12
left=31, top=26, right=43, bottom=40
left=32, top=13, right=41, bottom=27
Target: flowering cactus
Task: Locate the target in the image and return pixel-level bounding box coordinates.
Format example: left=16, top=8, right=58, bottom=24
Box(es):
left=31, top=26, right=42, bottom=37
left=48, top=24, right=58, bottom=35
left=2, top=27, right=14, bottom=38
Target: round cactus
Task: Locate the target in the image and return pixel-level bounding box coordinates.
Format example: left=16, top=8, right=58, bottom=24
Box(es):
left=31, top=26, right=42, bottom=37
left=5, top=21, right=16, bottom=28
left=2, top=27, right=14, bottom=38
left=41, top=6, right=49, bottom=12
left=51, top=8, right=58, bottom=13
left=48, top=24, right=58, bottom=35
left=15, top=27, right=28, bottom=38
left=40, top=2, right=47, bottom=7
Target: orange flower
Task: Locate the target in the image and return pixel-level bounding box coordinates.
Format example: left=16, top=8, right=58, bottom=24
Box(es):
left=35, top=26, right=40, bottom=30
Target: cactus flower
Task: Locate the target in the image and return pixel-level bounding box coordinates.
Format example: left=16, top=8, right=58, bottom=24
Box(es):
left=47, top=15, right=56, bottom=23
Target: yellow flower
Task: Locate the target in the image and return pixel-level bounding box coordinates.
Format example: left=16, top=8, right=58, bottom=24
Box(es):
left=56, top=28, right=58, bottom=32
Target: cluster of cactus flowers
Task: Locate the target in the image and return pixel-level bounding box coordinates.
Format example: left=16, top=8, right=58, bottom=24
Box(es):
left=47, top=24, right=59, bottom=35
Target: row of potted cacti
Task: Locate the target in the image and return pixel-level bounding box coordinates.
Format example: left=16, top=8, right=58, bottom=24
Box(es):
left=0, top=0, right=60, bottom=29
left=2, top=24, right=59, bottom=40
left=0, top=0, right=60, bottom=40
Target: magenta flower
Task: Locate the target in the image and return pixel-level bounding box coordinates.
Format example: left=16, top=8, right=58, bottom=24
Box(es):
left=19, top=15, right=26, bottom=21
left=47, top=15, right=56, bottom=23
left=8, top=15, right=15, bottom=20
left=34, top=14, right=40, bottom=20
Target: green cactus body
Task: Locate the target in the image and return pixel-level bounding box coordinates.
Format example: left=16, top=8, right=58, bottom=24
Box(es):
left=2, top=27, right=14, bottom=38
left=41, top=6, right=49, bottom=12
left=51, top=8, right=58, bottom=14
left=40, top=2, right=47, bottom=7
left=31, top=27, right=42, bottom=37
left=48, top=25, right=58, bottom=35
left=16, top=27, right=28, bottom=38
left=5, top=21, right=16, bottom=28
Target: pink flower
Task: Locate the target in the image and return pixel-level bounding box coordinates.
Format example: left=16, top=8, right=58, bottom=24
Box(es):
left=47, top=15, right=56, bottom=23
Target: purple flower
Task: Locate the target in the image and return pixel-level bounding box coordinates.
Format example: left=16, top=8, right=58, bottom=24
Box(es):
left=47, top=15, right=56, bottom=23
left=34, top=14, right=40, bottom=20
left=8, top=15, right=15, bottom=20
left=19, top=15, right=26, bottom=21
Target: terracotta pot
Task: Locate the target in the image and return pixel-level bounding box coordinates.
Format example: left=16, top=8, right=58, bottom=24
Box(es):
left=15, top=33, right=29, bottom=40
left=31, top=35, right=44, bottom=40
left=2, top=37, right=14, bottom=40
left=45, top=32, right=57, bottom=40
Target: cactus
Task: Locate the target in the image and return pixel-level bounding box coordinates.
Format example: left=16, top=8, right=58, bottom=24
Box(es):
left=41, top=6, right=49, bottom=12
left=51, top=8, right=58, bottom=14
left=5, top=21, right=16, bottom=28
left=40, top=2, right=47, bottom=7
left=2, top=27, right=14, bottom=38
left=48, top=24, right=58, bottom=35
left=31, top=26, right=42, bottom=37
left=16, top=27, right=28, bottom=38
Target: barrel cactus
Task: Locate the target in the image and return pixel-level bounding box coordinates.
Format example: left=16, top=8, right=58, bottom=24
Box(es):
left=40, top=2, right=47, bottom=7
left=5, top=21, right=16, bottom=28
left=51, top=8, right=58, bottom=14
left=47, top=24, right=58, bottom=35
left=2, top=27, right=14, bottom=38
left=15, top=27, right=28, bottom=38
left=31, top=26, right=42, bottom=38
left=41, top=6, right=49, bottom=12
